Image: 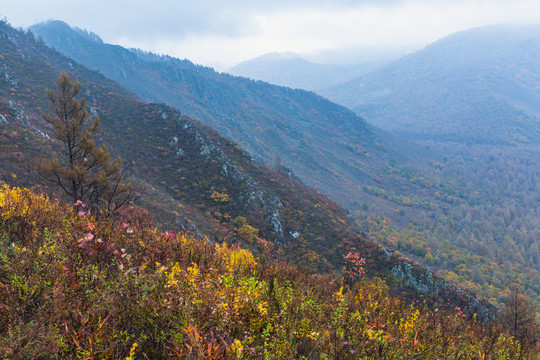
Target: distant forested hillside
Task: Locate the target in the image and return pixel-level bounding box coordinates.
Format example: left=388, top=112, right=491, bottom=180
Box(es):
left=322, top=24, right=540, bottom=145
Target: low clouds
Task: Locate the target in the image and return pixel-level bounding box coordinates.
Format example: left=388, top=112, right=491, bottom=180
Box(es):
left=4, top=0, right=260, bottom=39
left=2, top=0, right=540, bottom=69
left=1, top=0, right=410, bottom=40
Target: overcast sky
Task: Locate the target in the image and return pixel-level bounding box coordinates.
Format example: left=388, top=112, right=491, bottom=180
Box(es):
left=2, top=0, right=540, bottom=70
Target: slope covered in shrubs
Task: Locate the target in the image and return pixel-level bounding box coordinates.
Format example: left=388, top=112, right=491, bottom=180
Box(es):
left=1, top=185, right=537, bottom=359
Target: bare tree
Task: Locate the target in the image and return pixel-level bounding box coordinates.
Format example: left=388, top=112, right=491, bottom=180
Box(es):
left=499, top=287, right=539, bottom=359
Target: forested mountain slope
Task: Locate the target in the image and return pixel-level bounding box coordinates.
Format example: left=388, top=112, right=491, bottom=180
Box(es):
left=30, top=20, right=432, bottom=217
left=322, top=24, right=540, bottom=145
left=317, top=25, right=540, bottom=307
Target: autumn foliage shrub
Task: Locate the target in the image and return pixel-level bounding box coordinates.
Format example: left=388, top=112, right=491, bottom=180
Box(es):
left=0, top=186, right=537, bottom=359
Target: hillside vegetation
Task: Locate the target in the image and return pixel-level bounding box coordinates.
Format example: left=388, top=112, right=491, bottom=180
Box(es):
left=1, top=185, right=538, bottom=359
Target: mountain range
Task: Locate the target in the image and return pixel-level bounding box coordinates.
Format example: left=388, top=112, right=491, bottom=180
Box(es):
left=27, top=20, right=540, bottom=310
left=4, top=16, right=540, bottom=316
left=0, top=18, right=497, bottom=319
left=30, top=20, right=432, bottom=220
left=1, top=13, right=540, bottom=357
left=320, top=24, right=540, bottom=145
left=229, top=25, right=540, bottom=146
left=227, top=51, right=387, bottom=92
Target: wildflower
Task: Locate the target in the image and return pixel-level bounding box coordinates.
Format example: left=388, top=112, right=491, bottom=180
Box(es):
left=230, top=339, right=243, bottom=357
left=344, top=252, right=366, bottom=279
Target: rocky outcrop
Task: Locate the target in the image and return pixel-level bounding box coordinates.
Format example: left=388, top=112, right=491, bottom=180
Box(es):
left=164, top=107, right=284, bottom=238
left=389, top=256, right=497, bottom=322
left=237, top=177, right=283, bottom=237
left=2, top=64, right=18, bottom=87
left=7, top=101, right=30, bottom=126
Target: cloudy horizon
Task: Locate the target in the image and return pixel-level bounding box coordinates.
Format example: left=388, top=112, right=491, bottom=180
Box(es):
left=2, top=0, right=540, bottom=70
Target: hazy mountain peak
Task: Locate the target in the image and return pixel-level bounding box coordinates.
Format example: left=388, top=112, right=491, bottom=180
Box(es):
left=322, top=23, right=540, bottom=145
left=228, top=52, right=387, bottom=91
left=253, top=51, right=302, bottom=62
left=73, top=26, right=104, bottom=44
left=31, top=20, right=103, bottom=45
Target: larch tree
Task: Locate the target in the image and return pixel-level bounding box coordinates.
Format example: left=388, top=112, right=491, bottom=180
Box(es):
left=39, top=72, right=133, bottom=216
left=499, top=287, right=539, bottom=359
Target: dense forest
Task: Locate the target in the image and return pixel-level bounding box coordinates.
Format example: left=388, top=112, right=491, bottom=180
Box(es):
left=355, top=143, right=540, bottom=309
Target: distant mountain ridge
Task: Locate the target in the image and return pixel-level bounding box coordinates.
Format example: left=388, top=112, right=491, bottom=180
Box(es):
left=321, top=24, right=540, bottom=145
left=227, top=52, right=384, bottom=91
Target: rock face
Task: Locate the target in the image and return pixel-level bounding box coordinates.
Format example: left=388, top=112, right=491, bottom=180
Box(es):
left=8, top=101, right=30, bottom=126
left=391, top=262, right=436, bottom=294
left=2, top=64, right=18, bottom=87
left=389, top=258, right=496, bottom=322
left=237, top=177, right=283, bottom=237
left=175, top=111, right=285, bottom=238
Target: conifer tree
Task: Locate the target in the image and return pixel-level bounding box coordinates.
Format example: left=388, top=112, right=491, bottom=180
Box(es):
left=39, top=72, right=132, bottom=216
left=499, top=288, right=540, bottom=359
